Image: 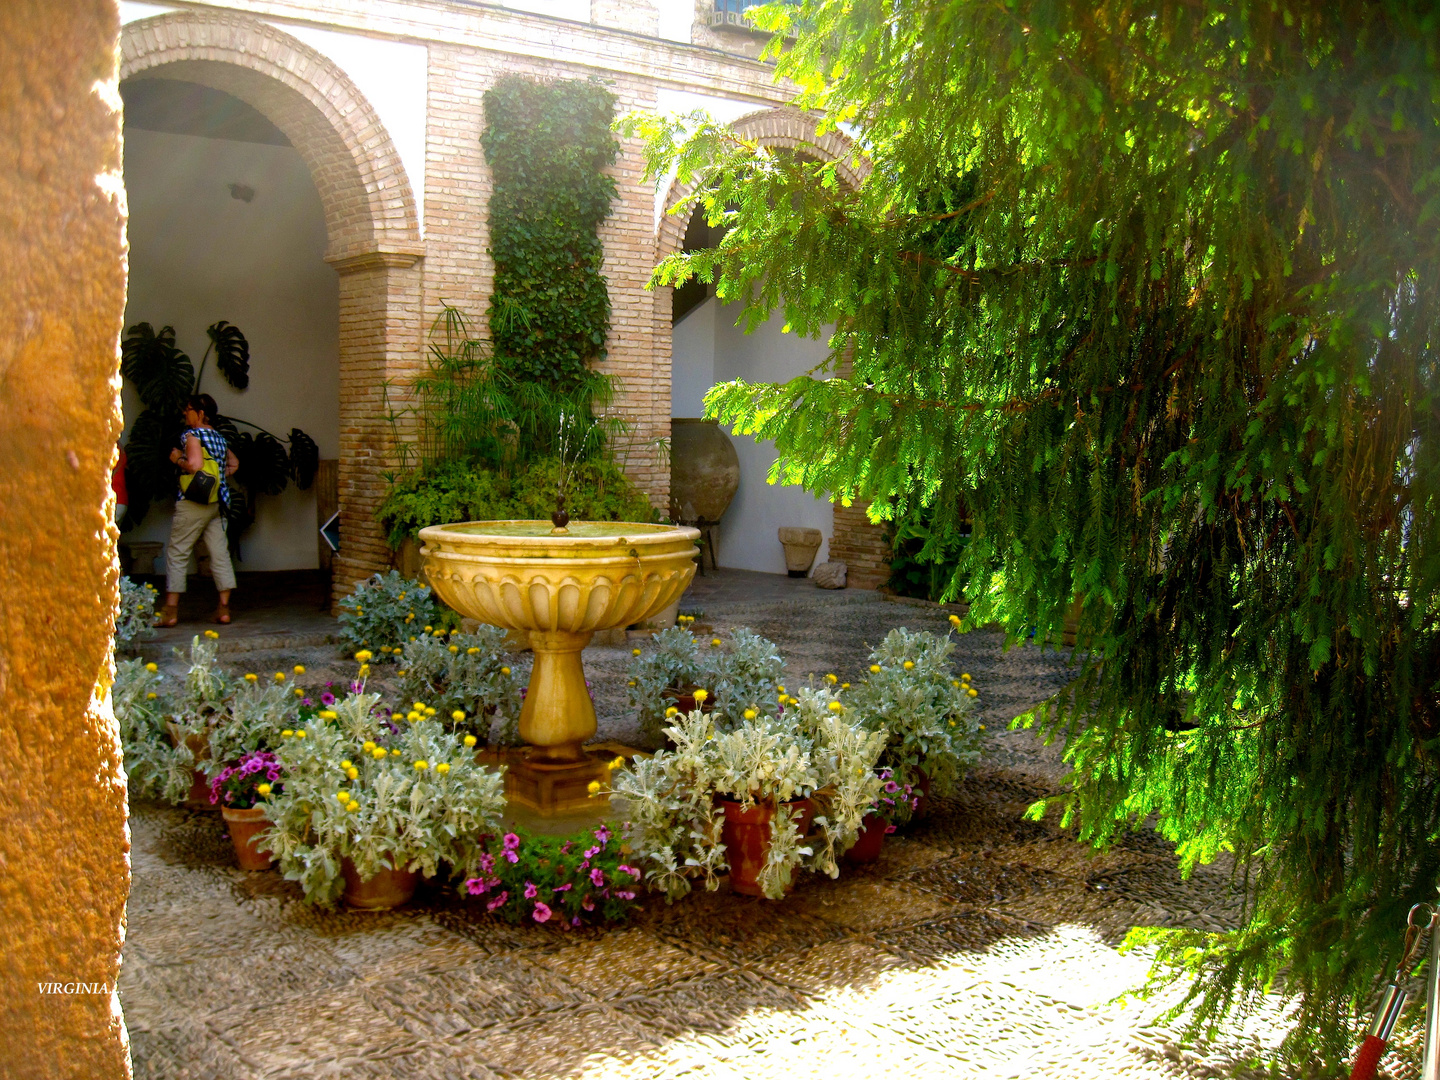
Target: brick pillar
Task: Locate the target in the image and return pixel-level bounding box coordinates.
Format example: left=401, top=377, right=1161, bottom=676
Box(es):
left=328, top=248, right=425, bottom=605
left=830, top=501, right=892, bottom=589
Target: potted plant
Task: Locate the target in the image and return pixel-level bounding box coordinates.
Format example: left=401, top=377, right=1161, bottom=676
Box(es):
left=393, top=626, right=525, bottom=747
left=261, top=689, right=508, bottom=909
left=463, top=824, right=645, bottom=926
left=612, top=685, right=887, bottom=899
left=845, top=768, right=919, bottom=864
left=847, top=626, right=983, bottom=821
left=163, top=633, right=231, bottom=807
left=625, top=626, right=784, bottom=743
left=337, top=571, right=442, bottom=659
left=208, top=750, right=284, bottom=870
left=114, top=657, right=195, bottom=804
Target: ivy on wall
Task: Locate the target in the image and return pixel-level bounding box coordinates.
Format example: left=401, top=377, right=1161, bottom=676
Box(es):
left=481, top=76, right=618, bottom=387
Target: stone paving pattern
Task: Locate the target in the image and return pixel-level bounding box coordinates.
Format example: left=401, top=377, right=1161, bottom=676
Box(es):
left=122, top=572, right=1297, bottom=1078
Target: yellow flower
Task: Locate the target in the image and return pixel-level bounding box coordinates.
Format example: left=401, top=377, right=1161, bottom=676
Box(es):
left=244, top=673, right=258, bottom=682
left=869, top=664, right=881, bottom=674
left=346, top=801, right=360, bottom=813
left=841, top=683, right=850, bottom=690
left=463, top=735, right=477, bottom=747
left=413, top=701, right=426, bottom=710
left=434, top=630, right=445, bottom=638
left=319, top=710, right=337, bottom=720
left=500, top=667, right=511, bottom=676
left=710, top=638, right=722, bottom=647
left=409, top=636, right=417, bottom=642
left=294, top=687, right=305, bottom=698
left=398, top=593, right=406, bottom=600
left=452, top=710, right=466, bottom=722
left=392, top=713, right=404, bottom=722
left=274, top=672, right=285, bottom=682
left=413, top=760, right=428, bottom=771
left=825, top=673, right=838, bottom=684
left=358, top=664, right=370, bottom=677
left=948, top=613, right=962, bottom=626
left=467, top=647, right=480, bottom=655
left=903, top=661, right=915, bottom=670
left=449, top=645, right=459, bottom=654
left=827, top=701, right=844, bottom=713
left=204, top=630, right=219, bottom=639
left=450, top=628, right=459, bottom=635
left=628, top=680, right=637, bottom=688
left=587, top=780, right=601, bottom=795
left=281, top=729, right=294, bottom=738
left=665, top=706, right=678, bottom=718
left=390, top=748, right=401, bottom=757
left=743, top=708, right=757, bottom=720
left=341, top=759, right=353, bottom=769
left=436, top=762, right=451, bottom=774
left=146, top=691, right=158, bottom=700
left=356, top=607, right=362, bottom=616
left=406, top=711, right=421, bottom=722
left=611, top=757, right=624, bottom=769
left=354, top=651, right=372, bottom=663
left=424, top=625, right=433, bottom=633
left=346, top=768, right=359, bottom=780
left=961, top=673, right=971, bottom=682
left=372, top=747, right=387, bottom=760
left=398, top=669, right=407, bottom=676
left=424, top=706, right=436, bottom=716
left=948, top=720, right=956, bottom=727
left=952, top=680, right=961, bottom=688
left=405, top=614, right=414, bottom=623
left=979, top=724, right=986, bottom=731
left=693, top=688, right=708, bottom=703
left=968, top=688, right=979, bottom=698
left=777, top=686, right=786, bottom=694
left=632, top=648, right=642, bottom=657
left=144, top=662, right=158, bottom=673
left=257, top=783, right=271, bottom=797
left=363, top=741, right=376, bottom=751
left=336, top=791, right=350, bottom=801
left=295, top=729, right=307, bottom=738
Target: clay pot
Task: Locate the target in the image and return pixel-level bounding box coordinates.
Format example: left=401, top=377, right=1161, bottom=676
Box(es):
left=720, top=797, right=815, bottom=897
left=221, top=806, right=273, bottom=871
left=341, top=857, right=420, bottom=910
left=911, top=769, right=932, bottom=819
left=670, top=419, right=739, bottom=525
left=845, top=812, right=889, bottom=864
left=166, top=725, right=215, bottom=810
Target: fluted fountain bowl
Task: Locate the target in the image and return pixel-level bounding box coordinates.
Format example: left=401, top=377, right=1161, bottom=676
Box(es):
left=419, top=521, right=699, bottom=802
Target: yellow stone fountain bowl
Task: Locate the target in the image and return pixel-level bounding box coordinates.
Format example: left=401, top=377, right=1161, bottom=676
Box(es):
left=418, top=520, right=701, bottom=634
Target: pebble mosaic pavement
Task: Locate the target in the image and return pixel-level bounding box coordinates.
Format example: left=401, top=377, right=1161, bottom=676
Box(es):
left=123, top=574, right=1301, bottom=1078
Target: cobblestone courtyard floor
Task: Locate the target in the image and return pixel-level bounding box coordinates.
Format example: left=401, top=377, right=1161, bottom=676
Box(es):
left=122, top=574, right=1295, bottom=1078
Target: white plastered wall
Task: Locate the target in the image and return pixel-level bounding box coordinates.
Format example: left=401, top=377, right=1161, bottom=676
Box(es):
left=121, top=127, right=339, bottom=572
left=672, top=297, right=833, bottom=575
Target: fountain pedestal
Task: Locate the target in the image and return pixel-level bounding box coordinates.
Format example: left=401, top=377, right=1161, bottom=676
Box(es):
left=419, top=520, right=699, bottom=816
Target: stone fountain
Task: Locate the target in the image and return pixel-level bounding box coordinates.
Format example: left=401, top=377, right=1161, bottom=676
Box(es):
left=419, top=519, right=699, bottom=815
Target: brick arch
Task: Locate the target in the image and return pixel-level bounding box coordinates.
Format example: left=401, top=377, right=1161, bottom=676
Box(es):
left=655, top=107, right=867, bottom=261
left=119, top=10, right=421, bottom=263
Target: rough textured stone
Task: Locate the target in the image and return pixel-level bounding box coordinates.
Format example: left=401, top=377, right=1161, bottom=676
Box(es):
left=812, top=561, right=847, bottom=589
left=0, top=2, right=132, bottom=1075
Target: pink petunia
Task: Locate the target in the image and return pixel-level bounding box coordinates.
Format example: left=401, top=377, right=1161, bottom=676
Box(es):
left=884, top=781, right=899, bottom=793
left=486, top=890, right=508, bottom=912
left=320, top=691, right=336, bottom=705
left=464, top=877, right=489, bottom=896
left=583, top=846, right=600, bottom=859
left=617, top=864, right=642, bottom=879
left=572, top=916, right=581, bottom=927
left=589, top=868, right=605, bottom=886
left=478, top=852, right=495, bottom=873
left=532, top=902, right=552, bottom=923
left=552, top=883, right=572, bottom=892
left=884, top=824, right=897, bottom=834
left=581, top=895, right=594, bottom=911
left=502, top=832, right=521, bottom=850
left=523, top=881, right=538, bottom=899
left=502, top=849, right=519, bottom=864
left=593, top=825, right=611, bottom=844
left=616, top=890, right=636, bottom=900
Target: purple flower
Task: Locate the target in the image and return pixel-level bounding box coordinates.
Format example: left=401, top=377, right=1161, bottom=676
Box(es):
left=502, top=832, right=521, bottom=851
left=911, top=798, right=920, bottom=810
left=884, top=824, right=897, bottom=834
left=560, top=842, right=572, bottom=855
left=617, top=864, right=642, bottom=880
left=302, top=697, right=313, bottom=707
left=349, top=680, right=363, bottom=694
left=583, top=846, right=600, bottom=859
left=589, top=868, right=605, bottom=886
left=879, top=768, right=892, bottom=781
left=593, top=825, right=611, bottom=844
left=502, top=849, right=519, bottom=864
left=532, top=902, right=552, bottom=923
left=553, top=883, right=572, bottom=893
left=486, top=890, right=508, bottom=912
left=581, top=895, right=594, bottom=911
left=616, top=890, right=636, bottom=900
left=320, top=691, right=336, bottom=705
left=267, top=768, right=281, bottom=782
left=523, top=881, right=538, bottom=899
left=572, top=916, right=581, bottom=927
left=478, top=852, right=495, bottom=873
left=465, top=877, right=490, bottom=896
left=884, top=781, right=899, bottom=793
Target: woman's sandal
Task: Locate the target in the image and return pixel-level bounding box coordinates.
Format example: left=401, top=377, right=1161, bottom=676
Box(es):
left=155, top=604, right=179, bottom=628
left=213, top=605, right=231, bottom=625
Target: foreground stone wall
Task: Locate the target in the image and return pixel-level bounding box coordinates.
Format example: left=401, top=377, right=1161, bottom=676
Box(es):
left=0, top=1, right=132, bottom=1075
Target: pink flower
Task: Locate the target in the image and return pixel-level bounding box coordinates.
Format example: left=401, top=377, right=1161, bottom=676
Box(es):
left=560, top=842, right=572, bottom=855
left=617, top=864, right=642, bottom=880
left=478, top=852, right=495, bottom=874
left=502, top=849, right=519, bottom=864
left=502, top=832, right=521, bottom=850
left=465, top=877, right=490, bottom=896
left=616, top=890, right=636, bottom=900
left=581, top=895, right=594, bottom=911
left=593, top=825, right=611, bottom=844
left=589, top=868, right=605, bottom=886
left=911, top=798, right=920, bottom=810
left=523, top=881, right=538, bottom=899
left=486, top=890, right=508, bottom=912
left=884, top=781, right=899, bottom=793
left=552, top=883, right=572, bottom=892
left=532, top=902, right=552, bottom=923
left=884, top=824, right=897, bottom=834
left=572, top=916, right=581, bottom=927
left=583, top=846, right=600, bottom=859
left=320, top=691, right=336, bottom=705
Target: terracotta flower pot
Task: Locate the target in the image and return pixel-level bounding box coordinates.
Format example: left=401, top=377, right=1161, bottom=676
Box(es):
left=720, top=797, right=815, bottom=897
left=341, top=857, right=420, bottom=910
left=166, top=723, right=215, bottom=810
left=221, top=805, right=273, bottom=871
left=845, top=812, right=889, bottom=864
left=912, top=769, right=932, bottom=819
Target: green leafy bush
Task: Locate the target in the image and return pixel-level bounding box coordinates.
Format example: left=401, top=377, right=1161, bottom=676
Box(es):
left=376, top=456, right=656, bottom=549
left=625, top=626, right=784, bottom=744
left=114, top=658, right=191, bottom=803
left=337, top=571, right=440, bottom=656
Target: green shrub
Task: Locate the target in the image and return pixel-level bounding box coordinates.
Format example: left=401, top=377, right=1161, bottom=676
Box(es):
left=393, top=627, right=525, bottom=747
left=337, top=571, right=440, bottom=656
left=376, top=456, right=656, bottom=549
left=115, top=577, right=157, bottom=655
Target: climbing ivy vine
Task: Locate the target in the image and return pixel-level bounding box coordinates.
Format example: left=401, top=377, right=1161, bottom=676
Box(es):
left=481, top=76, right=618, bottom=387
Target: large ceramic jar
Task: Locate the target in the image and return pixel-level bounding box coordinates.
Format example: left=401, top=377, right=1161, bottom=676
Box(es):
left=670, top=419, right=739, bottom=525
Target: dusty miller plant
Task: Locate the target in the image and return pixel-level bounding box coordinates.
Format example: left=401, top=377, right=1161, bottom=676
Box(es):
left=262, top=690, right=507, bottom=905
left=114, top=577, right=157, bottom=655
left=337, top=571, right=440, bottom=657
left=626, top=626, right=784, bottom=743
left=393, top=627, right=525, bottom=746
left=113, top=658, right=192, bottom=803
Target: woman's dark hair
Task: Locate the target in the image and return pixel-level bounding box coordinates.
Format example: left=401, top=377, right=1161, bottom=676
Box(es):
left=185, top=394, right=218, bottom=426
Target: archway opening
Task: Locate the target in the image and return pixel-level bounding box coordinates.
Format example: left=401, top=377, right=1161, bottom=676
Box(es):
left=119, top=75, right=339, bottom=594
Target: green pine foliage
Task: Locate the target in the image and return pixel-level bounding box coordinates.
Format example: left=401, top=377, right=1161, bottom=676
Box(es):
left=482, top=76, right=618, bottom=387
left=625, top=0, right=1440, bottom=1062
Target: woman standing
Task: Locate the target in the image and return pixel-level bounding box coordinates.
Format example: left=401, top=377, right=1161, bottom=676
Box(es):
left=156, top=393, right=239, bottom=627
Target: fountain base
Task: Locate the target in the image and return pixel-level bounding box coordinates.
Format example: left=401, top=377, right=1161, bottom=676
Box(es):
left=505, top=747, right=613, bottom=817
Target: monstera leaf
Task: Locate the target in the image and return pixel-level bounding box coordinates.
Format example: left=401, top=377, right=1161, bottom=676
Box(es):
left=232, top=430, right=290, bottom=497
left=122, top=406, right=183, bottom=529
left=205, top=321, right=250, bottom=390
left=222, top=485, right=251, bottom=559
left=121, top=323, right=194, bottom=412
left=288, top=428, right=319, bottom=490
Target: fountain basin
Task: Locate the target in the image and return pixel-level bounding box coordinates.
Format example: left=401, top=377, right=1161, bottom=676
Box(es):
left=420, top=520, right=699, bottom=814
